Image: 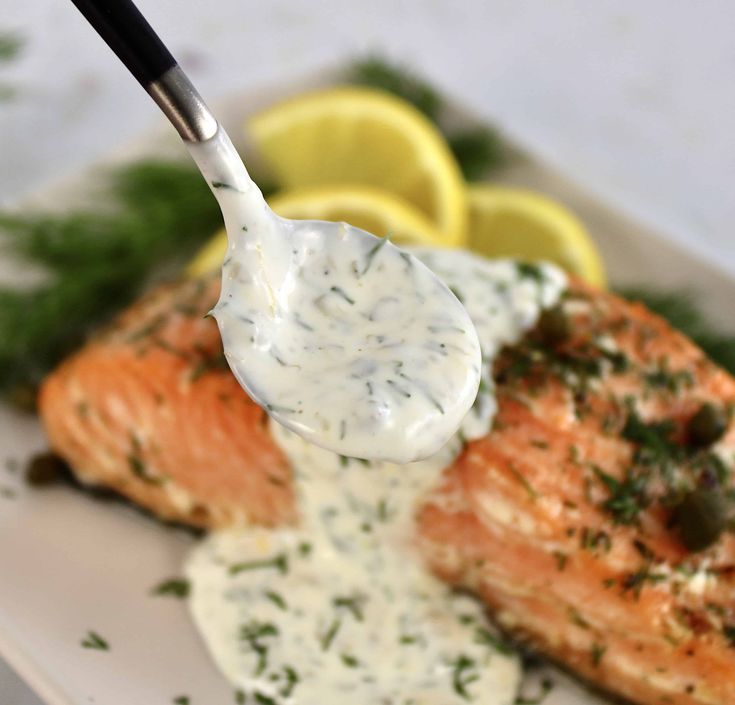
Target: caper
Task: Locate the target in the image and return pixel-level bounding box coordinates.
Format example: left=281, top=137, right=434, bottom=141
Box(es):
left=688, top=403, right=728, bottom=448
left=25, top=452, right=69, bottom=487
left=537, top=305, right=570, bottom=345
left=674, top=488, right=729, bottom=552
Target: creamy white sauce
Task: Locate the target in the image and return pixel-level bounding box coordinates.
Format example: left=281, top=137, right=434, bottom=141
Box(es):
left=187, top=130, right=482, bottom=463
left=186, top=252, right=566, bottom=704
left=410, top=250, right=566, bottom=441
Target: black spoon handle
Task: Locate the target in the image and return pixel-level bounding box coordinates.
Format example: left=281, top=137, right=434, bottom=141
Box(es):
left=70, top=0, right=217, bottom=141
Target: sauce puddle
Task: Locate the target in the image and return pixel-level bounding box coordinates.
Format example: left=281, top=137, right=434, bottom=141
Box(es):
left=186, top=251, right=566, bottom=704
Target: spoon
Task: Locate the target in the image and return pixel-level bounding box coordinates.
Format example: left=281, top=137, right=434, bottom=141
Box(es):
left=70, top=0, right=482, bottom=463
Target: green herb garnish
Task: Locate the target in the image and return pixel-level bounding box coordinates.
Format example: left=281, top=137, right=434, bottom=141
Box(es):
left=515, top=678, right=554, bottom=705
left=81, top=630, right=109, bottom=651
left=340, top=653, right=359, bottom=668
left=0, top=161, right=221, bottom=404
left=333, top=594, right=366, bottom=621
left=451, top=654, right=479, bottom=700
left=264, top=590, right=287, bottom=610
left=128, top=453, right=162, bottom=485
left=580, top=527, right=612, bottom=552
left=320, top=619, right=341, bottom=651
left=0, top=32, right=23, bottom=62
left=643, top=360, right=693, bottom=394
left=515, top=261, right=544, bottom=283
left=347, top=56, right=509, bottom=178
left=594, top=465, right=650, bottom=525
left=253, top=692, right=277, bottom=705
left=568, top=607, right=590, bottom=629
left=508, top=462, right=539, bottom=500
left=474, top=626, right=513, bottom=655
left=448, top=127, right=508, bottom=180
left=621, top=567, right=667, bottom=597
left=620, top=288, right=735, bottom=375
left=348, top=55, right=441, bottom=120
left=591, top=643, right=606, bottom=666
left=229, top=553, right=289, bottom=576
left=239, top=621, right=279, bottom=676
left=152, top=578, right=190, bottom=598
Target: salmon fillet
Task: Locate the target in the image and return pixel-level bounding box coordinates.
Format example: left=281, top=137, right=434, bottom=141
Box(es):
left=418, top=282, right=735, bottom=705
left=39, top=275, right=295, bottom=529
left=39, top=276, right=735, bottom=704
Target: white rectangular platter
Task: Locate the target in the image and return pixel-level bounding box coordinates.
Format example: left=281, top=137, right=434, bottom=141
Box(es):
left=1, top=71, right=733, bottom=705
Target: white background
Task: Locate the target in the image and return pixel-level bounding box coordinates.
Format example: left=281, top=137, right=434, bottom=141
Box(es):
left=1, top=1, right=734, bottom=701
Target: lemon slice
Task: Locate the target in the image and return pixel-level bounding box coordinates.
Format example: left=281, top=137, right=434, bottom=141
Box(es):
left=186, top=185, right=446, bottom=278
left=467, top=185, right=606, bottom=287
left=247, top=87, right=466, bottom=246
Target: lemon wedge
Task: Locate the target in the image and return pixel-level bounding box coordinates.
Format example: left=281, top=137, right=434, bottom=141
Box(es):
left=186, top=185, right=447, bottom=278
left=467, top=185, right=606, bottom=287
left=247, top=87, right=466, bottom=246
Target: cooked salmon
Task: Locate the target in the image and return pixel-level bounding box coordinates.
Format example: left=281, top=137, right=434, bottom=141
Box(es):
left=39, top=276, right=735, bottom=704
left=419, top=282, right=735, bottom=705
left=39, top=275, right=295, bottom=529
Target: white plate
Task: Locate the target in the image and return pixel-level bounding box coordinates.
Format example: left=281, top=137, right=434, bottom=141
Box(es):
left=2, top=71, right=734, bottom=705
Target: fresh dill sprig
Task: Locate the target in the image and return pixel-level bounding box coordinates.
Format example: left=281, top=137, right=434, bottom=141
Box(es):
left=619, top=288, right=735, bottom=375
left=0, top=32, right=23, bottom=62
left=0, top=30, right=24, bottom=101
left=347, top=56, right=509, bottom=179
left=448, top=127, right=508, bottom=181
left=348, top=54, right=441, bottom=121
left=0, top=160, right=221, bottom=405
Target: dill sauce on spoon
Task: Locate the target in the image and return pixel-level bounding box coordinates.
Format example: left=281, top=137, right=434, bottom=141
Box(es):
left=187, top=252, right=566, bottom=705
left=187, top=130, right=481, bottom=464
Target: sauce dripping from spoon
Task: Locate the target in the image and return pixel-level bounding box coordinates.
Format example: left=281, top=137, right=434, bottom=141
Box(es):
left=187, top=130, right=481, bottom=463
